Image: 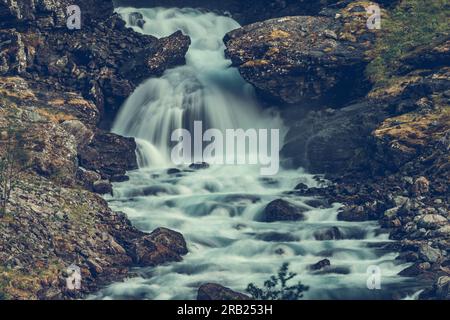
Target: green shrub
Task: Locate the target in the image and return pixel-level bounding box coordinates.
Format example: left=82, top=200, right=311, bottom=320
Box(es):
left=246, top=263, right=309, bottom=300
left=367, top=0, right=450, bottom=85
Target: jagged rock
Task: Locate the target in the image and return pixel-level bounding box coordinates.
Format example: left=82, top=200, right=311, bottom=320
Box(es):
left=258, top=199, right=307, bottom=222
left=418, top=214, right=448, bottom=230
left=93, top=180, right=113, bottom=195
left=76, top=167, right=101, bottom=191
left=224, top=2, right=379, bottom=106
left=310, top=259, right=331, bottom=271
left=282, top=101, right=389, bottom=173
left=314, top=227, right=344, bottom=241
left=197, top=283, right=250, bottom=300
left=133, top=228, right=188, bottom=266
left=337, top=205, right=369, bottom=222
left=78, top=130, right=138, bottom=179
left=60, top=119, right=94, bottom=150
left=418, top=244, right=443, bottom=264
left=399, top=262, right=431, bottom=277
left=0, top=0, right=113, bottom=27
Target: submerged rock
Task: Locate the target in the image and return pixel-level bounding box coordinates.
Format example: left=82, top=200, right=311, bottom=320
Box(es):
left=258, top=199, right=308, bottom=222
left=314, top=227, right=344, bottom=241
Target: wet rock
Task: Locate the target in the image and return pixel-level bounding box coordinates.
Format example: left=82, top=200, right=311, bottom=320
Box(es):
left=76, top=168, right=101, bottom=191
left=398, top=262, right=431, bottom=277
left=79, top=130, right=138, bottom=179
left=110, top=175, right=130, bottom=183
left=197, top=283, right=250, bottom=301
left=314, top=227, right=344, bottom=241
left=167, top=168, right=182, bottom=175
left=128, top=12, right=146, bottom=28
left=337, top=205, right=368, bottom=222
left=295, top=183, right=309, bottom=190
left=93, top=180, right=113, bottom=195
left=189, top=162, right=210, bottom=170
left=310, top=259, right=331, bottom=271
left=258, top=199, right=307, bottom=222
left=304, top=198, right=331, bottom=209
left=133, top=228, right=187, bottom=266
left=282, top=101, right=389, bottom=174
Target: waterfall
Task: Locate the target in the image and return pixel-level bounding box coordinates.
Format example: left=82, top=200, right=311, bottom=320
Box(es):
left=113, top=7, right=283, bottom=168
left=94, top=7, right=413, bottom=300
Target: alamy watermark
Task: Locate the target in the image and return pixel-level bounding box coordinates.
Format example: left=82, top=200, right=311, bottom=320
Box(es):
left=171, top=121, right=280, bottom=176
left=66, top=5, right=81, bottom=30
left=366, top=265, right=382, bottom=290
left=66, top=264, right=82, bottom=290
left=366, top=4, right=382, bottom=30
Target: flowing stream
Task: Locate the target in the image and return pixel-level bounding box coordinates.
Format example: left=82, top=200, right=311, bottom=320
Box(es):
left=94, top=7, right=413, bottom=300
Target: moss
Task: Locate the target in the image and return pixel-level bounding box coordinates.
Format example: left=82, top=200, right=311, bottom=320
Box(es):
left=269, top=29, right=291, bottom=39
left=242, top=59, right=270, bottom=67
left=367, top=0, right=450, bottom=85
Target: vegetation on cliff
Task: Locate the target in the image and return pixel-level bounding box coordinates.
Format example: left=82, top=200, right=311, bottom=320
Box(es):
left=367, top=0, right=450, bottom=85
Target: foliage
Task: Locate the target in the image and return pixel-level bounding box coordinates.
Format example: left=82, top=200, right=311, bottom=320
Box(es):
left=367, top=0, right=450, bottom=85
left=0, top=124, right=29, bottom=217
left=246, top=263, right=309, bottom=300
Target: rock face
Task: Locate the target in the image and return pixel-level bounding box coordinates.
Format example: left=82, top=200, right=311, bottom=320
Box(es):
left=79, top=130, right=138, bottom=179
left=224, top=2, right=379, bottom=106
left=0, top=2, right=190, bottom=128
left=0, top=0, right=113, bottom=27
left=0, top=172, right=188, bottom=300
left=197, top=283, right=250, bottom=300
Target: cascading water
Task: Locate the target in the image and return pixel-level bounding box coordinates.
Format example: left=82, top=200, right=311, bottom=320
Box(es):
left=94, top=7, right=414, bottom=300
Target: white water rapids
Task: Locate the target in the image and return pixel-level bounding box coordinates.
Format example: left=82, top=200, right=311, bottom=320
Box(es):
left=94, top=7, right=414, bottom=300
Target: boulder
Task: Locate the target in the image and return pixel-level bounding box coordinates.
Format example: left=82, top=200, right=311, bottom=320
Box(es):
left=337, top=205, right=369, bottom=222
left=93, top=180, right=113, bottom=195
left=224, top=2, right=379, bottom=106
left=418, top=244, right=443, bottom=264
left=76, top=167, right=101, bottom=191
left=314, top=227, right=344, bottom=241
left=78, top=130, right=138, bottom=178
left=197, top=283, right=250, bottom=300
left=310, top=259, right=331, bottom=271
left=418, top=214, right=448, bottom=230
left=258, top=199, right=307, bottom=222
left=60, top=119, right=94, bottom=150
left=133, top=228, right=188, bottom=266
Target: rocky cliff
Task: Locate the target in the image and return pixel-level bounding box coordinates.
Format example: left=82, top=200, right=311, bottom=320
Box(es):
left=0, top=0, right=190, bottom=299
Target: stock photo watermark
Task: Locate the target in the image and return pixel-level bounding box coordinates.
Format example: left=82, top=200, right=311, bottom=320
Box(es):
left=171, top=121, right=280, bottom=176
left=66, top=5, right=81, bottom=30
left=66, top=264, right=82, bottom=291
left=366, top=4, right=382, bottom=30
left=366, top=265, right=382, bottom=290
